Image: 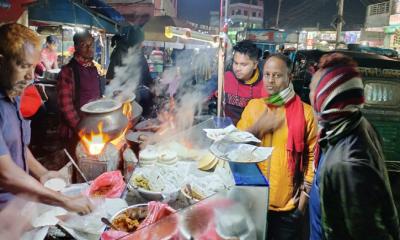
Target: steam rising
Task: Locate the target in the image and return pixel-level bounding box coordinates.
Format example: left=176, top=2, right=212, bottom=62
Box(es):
left=105, top=46, right=142, bottom=103
left=106, top=44, right=217, bottom=140
left=156, top=49, right=216, bottom=132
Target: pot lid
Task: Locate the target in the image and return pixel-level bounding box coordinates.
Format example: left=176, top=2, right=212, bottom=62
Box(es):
left=81, top=98, right=122, bottom=114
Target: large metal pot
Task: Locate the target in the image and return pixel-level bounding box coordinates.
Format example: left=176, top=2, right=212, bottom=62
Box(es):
left=121, top=94, right=143, bottom=127
left=78, top=99, right=128, bottom=140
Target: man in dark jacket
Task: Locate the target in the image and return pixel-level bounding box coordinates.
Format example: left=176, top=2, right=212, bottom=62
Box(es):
left=309, top=53, right=399, bottom=240
left=106, top=26, right=154, bottom=117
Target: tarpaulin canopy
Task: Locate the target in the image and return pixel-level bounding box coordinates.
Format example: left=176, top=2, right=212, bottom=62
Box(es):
left=29, top=0, right=119, bottom=33
left=86, top=0, right=125, bottom=23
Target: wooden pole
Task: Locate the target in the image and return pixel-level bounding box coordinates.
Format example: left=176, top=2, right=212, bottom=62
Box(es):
left=217, top=0, right=228, bottom=117
left=335, top=0, right=344, bottom=49
left=276, top=0, right=282, bottom=28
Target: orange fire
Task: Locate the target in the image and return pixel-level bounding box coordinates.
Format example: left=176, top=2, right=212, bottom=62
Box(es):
left=156, top=97, right=177, bottom=135
left=79, top=122, right=110, bottom=155
left=122, top=102, right=132, bottom=120
left=110, top=127, right=128, bottom=149
left=80, top=103, right=132, bottom=155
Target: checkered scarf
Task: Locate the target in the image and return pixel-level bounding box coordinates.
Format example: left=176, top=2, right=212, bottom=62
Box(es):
left=313, top=65, right=365, bottom=167
left=74, top=54, right=94, bottom=68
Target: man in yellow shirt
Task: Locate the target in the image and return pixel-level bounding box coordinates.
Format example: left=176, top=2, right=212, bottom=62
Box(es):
left=237, top=54, right=317, bottom=240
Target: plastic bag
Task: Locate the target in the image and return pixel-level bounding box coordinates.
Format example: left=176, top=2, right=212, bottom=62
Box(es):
left=101, top=230, right=128, bottom=240
left=101, top=201, right=176, bottom=240
left=58, top=198, right=107, bottom=235
left=85, top=171, right=126, bottom=198
left=139, top=201, right=175, bottom=229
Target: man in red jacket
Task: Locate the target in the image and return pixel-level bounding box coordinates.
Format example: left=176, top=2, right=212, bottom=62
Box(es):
left=224, top=40, right=266, bottom=124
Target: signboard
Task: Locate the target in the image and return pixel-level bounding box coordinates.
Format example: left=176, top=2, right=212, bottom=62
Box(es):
left=389, top=14, right=400, bottom=25
left=358, top=67, right=400, bottom=79
left=242, top=29, right=287, bottom=43
left=395, top=0, right=400, bottom=14
left=344, top=31, right=360, bottom=44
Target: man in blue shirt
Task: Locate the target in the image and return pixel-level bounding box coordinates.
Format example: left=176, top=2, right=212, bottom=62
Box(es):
left=0, top=23, right=93, bottom=214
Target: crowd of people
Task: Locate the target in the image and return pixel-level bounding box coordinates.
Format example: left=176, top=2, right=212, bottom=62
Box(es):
left=0, top=22, right=399, bottom=240
left=226, top=40, right=399, bottom=240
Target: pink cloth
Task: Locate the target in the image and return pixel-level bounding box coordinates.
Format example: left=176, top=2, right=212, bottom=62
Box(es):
left=101, top=201, right=177, bottom=240
left=40, top=47, right=57, bottom=70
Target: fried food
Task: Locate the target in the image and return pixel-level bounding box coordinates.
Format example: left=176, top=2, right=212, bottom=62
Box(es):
left=92, top=184, right=113, bottom=197
left=112, top=207, right=148, bottom=232
left=183, top=185, right=204, bottom=201
left=132, top=175, right=151, bottom=190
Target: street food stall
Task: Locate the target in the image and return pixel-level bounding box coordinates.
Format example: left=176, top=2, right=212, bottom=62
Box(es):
left=20, top=15, right=269, bottom=239
left=22, top=112, right=269, bottom=239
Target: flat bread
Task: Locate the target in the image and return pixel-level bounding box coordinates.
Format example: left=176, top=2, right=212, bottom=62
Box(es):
left=198, top=152, right=219, bottom=171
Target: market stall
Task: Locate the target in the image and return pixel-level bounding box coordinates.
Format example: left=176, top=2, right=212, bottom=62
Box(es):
left=22, top=113, right=269, bottom=239
left=27, top=0, right=124, bottom=165
left=29, top=0, right=124, bottom=65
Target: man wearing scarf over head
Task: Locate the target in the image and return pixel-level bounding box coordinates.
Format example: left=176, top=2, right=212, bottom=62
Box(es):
left=237, top=54, right=317, bottom=239
left=106, top=26, right=155, bottom=118
left=308, top=53, right=399, bottom=240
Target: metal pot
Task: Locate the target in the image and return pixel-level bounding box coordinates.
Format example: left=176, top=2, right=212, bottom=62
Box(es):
left=122, top=94, right=143, bottom=127
left=78, top=98, right=128, bottom=140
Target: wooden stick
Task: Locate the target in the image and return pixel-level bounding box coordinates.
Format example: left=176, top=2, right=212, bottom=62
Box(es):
left=63, top=149, right=90, bottom=184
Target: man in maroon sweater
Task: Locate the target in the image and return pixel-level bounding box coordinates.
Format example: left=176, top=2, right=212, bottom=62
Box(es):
left=57, top=30, right=103, bottom=145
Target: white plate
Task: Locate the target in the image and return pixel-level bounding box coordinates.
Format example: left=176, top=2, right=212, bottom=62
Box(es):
left=210, top=142, right=273, bottom=163
left=204, top=125, right=236, bottom=141
left=226, top=131, right=261, bottom=143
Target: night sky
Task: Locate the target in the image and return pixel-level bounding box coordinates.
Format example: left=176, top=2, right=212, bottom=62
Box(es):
left=178, top=0, right=387, bottom=30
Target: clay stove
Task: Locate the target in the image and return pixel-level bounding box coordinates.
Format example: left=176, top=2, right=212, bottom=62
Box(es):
left=74, top=98, right=141, bottom=182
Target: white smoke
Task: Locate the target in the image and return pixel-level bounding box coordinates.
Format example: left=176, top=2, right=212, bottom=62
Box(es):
left=105, top=44, right=218, bottom=137
left=105, top=46, right=142, bottom=103
left=152, top=48, right=218, bottom=139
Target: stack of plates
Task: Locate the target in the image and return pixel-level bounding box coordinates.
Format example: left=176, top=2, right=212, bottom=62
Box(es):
left=138, top=147, right=159, bottom=167
left=158, top=150, right=178, bottom=165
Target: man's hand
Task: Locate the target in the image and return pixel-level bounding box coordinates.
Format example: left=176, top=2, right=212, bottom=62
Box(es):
left=63, top=195, right=94, bottom=215
left=39, top=170, right=66, bottom=184
left=248, top=108, right=285, bottom=138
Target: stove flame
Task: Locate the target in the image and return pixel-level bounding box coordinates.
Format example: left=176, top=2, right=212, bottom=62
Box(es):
left=110, top=127, right=128, bottom=149
left=79, top=121, right=110, bottom=155
left=156, top=97, right=177, bottom=135
left=122, top=101, right=132, bottom=120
